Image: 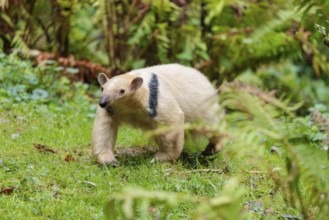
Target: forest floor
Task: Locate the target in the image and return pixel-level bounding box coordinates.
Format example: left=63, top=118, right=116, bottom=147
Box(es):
left=0, top=102, right=300, bottom=219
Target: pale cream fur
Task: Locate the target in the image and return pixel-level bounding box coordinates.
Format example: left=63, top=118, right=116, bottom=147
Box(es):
left=92, top=64, right=221, bottom=165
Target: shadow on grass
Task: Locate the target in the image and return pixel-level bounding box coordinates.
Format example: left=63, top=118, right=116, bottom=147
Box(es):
left=113, top=146, right=229, bottom=172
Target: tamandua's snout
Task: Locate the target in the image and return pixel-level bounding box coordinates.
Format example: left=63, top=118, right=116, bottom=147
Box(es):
left=99, top=95, right=109, bottom=108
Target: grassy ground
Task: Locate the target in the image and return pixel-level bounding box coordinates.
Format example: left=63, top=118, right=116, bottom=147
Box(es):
left=0, top=101, right=301, bottom=219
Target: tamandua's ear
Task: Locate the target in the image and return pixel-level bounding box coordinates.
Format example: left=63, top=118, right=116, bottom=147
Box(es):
left=130, top=77, right=143, bottom=92
left=98, top=73, right=108, bottom=86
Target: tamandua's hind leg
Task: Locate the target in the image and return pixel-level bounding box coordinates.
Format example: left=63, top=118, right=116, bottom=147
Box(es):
left=201, top=136, right=222, bottom=156
left=154, top=129, right=184, bottom=162
left=153, top=105, right=185, bottom=162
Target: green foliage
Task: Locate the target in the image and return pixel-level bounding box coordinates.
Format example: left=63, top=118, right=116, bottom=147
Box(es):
left=1, top=0, right=328, bottom=84
left=104, top=178, right=245, bottom=220
left=218, top=83, right=329, bottom=219
left=0, top=53, right=93, bottom=110
left=236, top=62, right=329, bottom=114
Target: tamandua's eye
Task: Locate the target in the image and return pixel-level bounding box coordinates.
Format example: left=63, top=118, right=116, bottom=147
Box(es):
left=119, top=89, right=125, bottom=95
left=101, top=87, right=104, bottom=92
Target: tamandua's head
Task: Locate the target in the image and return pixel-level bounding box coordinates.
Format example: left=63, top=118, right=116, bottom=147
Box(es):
left=97, top=73, right=143, bottom=108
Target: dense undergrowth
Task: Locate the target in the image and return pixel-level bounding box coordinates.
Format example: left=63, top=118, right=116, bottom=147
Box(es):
left=1, top=53, right=329, bottom=219
left=1, top=1, right=329, bottom=80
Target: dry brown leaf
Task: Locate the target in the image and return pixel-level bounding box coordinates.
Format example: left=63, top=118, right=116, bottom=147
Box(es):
left=33, top=143, right=57, bottom=153
left=64, top=155, right=75, bottom=162
left=1, top=187, right=15, bottom=195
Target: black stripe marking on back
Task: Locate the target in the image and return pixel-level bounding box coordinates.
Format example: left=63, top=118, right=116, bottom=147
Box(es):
left=148, top=73, right=159, bottom=117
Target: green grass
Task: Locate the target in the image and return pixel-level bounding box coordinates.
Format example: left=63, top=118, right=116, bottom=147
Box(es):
left=0, top=102, right=301, bottom=219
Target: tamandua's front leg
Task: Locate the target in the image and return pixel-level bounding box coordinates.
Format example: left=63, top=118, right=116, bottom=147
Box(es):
left=153, top=108, right=185, bottom=162
left=92, top=107, right=118, bottom=165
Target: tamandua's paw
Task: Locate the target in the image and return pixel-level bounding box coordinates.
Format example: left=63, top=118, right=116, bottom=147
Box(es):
left=96, top=151, right=117, bottom=166
left=153, top=151, right=178, bottom=163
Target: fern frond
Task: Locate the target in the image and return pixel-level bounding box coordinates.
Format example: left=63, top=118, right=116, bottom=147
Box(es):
left=251, top=8, right=301, bottom=39
left=12, top=31, right=30, bottom=55
left=220, top=82, right=329, bottom=219
left=105, top=178, right=245, bottom=219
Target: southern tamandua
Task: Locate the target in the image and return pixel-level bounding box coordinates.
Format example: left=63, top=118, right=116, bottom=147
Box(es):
left=92, top=64, right=222, bottom=165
